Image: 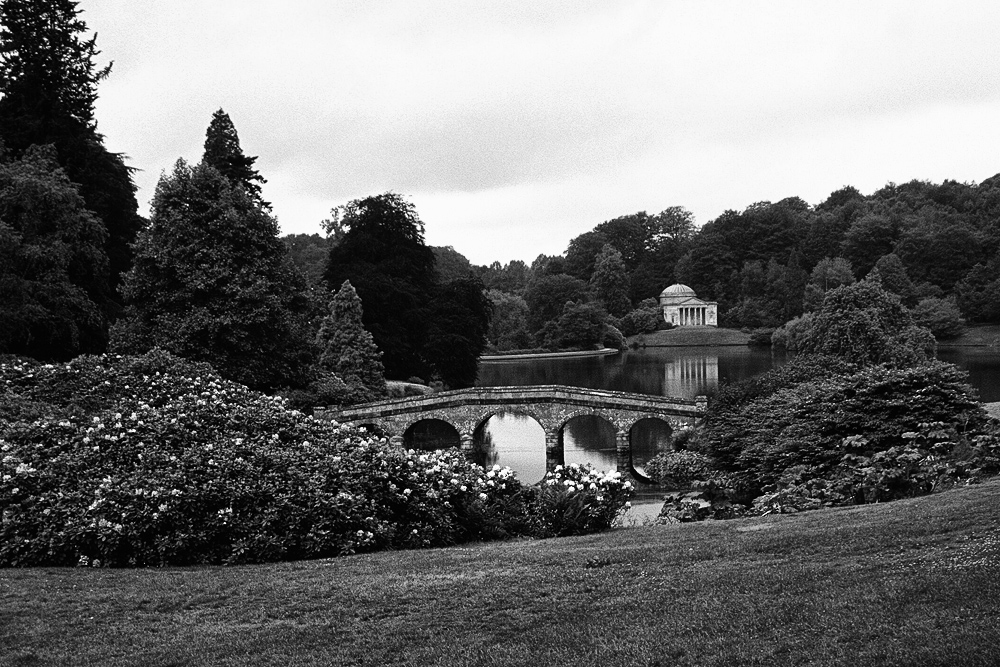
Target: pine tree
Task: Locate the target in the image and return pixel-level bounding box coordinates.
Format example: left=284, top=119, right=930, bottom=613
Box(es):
left=202, top=108, right=268, bottom=208
left=315, top=280, right=386, bottom=404
left=0, top=0, right=142, bottom=311
left=111, top=160, right=311, bottom=390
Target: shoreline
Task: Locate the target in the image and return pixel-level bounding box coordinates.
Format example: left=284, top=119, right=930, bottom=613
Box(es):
left=480, top=348, right=619, bottom=362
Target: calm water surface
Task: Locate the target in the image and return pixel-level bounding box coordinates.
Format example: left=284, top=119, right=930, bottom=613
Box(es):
left=469, top=345, right=1000, bottom=484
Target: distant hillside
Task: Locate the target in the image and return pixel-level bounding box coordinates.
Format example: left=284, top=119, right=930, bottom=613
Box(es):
left=631, top=327, right=752, bottom=347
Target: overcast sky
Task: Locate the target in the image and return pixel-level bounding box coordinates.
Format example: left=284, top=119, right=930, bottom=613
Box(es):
left=83, top=1, right=1000, bottom=266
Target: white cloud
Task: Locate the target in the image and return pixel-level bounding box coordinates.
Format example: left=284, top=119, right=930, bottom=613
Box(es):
left=85, top=0, right=1000, bottom=265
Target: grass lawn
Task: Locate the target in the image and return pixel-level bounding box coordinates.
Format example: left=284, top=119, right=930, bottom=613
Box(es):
left=4, top=481, right=1000, bottom=666
left=631, top=327, right=752, bottom=347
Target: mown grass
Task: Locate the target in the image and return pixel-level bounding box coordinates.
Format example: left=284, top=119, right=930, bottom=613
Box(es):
left=4, top=480, right=1000, bottom=666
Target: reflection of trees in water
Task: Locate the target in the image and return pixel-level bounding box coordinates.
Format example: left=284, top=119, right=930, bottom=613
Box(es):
left=471, top=427, right=500, bottom=469
left=630, top=418, right=673, bottom=476
left=404, top=419, right=461, bottom=450
left=478, top=347, right=786, bottom=399
left=473, top=412, right=546, bottom=484
left=563, top=415, right=615, bottom=453
left=563, top=415, right=617, bottom=474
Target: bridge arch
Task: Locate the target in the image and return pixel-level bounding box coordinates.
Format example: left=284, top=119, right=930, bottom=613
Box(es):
left=561, top=413, right=619, bottom=474
left=403, top=418, right=461, bottom=451
left=472, top=411, right=548, bottom=484
left=629, top=417, right=674, bottom=479
left=320, top=385, right=707, bottom=481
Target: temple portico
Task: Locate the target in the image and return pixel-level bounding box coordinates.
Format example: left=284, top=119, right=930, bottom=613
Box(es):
left=659, top=284, right=718, bottom=327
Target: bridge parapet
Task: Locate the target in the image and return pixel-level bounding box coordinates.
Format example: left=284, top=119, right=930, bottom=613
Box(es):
left=324, top=385, right=703, bottom=422
left=315, top=385, right=707, bottom=479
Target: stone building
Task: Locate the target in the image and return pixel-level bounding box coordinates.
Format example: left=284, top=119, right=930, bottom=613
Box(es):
left=659, top=284, right=718, bottom=327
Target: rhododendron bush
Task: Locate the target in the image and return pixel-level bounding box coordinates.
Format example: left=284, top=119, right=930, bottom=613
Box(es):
left=1, top=350, right=631, bottom=567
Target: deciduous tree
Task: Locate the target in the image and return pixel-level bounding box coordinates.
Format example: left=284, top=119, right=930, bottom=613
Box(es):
left=0, top=144, right=108, bottom=359
left=590, top=244, right=631, bottom=317
left=324, top=193, right=437, bottom=380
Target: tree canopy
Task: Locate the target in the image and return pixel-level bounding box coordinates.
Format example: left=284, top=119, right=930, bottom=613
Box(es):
left=325, top=193, right=437, bottom=380
left=0, top=144, right=108, bottom=359
left=202, top=108, right=268, bottom=209
left=111, top=159, right=312, bottom=390
left=0, top=0, right=142, bottom=308
left=315, top=280, right=386, bottom=404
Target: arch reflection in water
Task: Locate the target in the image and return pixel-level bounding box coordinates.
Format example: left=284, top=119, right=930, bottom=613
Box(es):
left=562, top=415, right=617, bottom=474
left=472, top=413, right=546, bottom=484
left=630, top=417, right=673, bottom=477
left=404, top=419, right=461, bottom=451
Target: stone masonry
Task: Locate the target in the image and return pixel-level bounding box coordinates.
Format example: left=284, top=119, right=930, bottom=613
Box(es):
left=317, top=385, right=707, bottom=477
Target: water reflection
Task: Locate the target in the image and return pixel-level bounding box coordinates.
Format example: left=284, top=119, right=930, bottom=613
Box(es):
left=630, top=418, right=674, bottom=477
left=478, top=346, right=785, bottom=399
left=563, top=415, right=617, bottom=473
left=472, top=413, right=546, bottom=484
left=404, top=419, right=460, bottom=450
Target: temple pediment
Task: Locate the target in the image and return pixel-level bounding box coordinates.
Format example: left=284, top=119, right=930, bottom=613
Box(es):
left=658, top=284, right=718, bottom=327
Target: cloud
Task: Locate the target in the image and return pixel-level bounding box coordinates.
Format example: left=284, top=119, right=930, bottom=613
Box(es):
left=85, top=1, right=1000, bottom=265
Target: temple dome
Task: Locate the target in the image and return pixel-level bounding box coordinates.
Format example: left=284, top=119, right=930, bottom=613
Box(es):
left=659, top=283, right=696, bottom=298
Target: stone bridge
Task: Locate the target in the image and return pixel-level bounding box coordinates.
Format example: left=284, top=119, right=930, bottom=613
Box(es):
left=318, top=385, right=707, bottom=477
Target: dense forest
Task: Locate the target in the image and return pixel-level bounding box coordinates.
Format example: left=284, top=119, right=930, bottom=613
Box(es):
left=4, top=0, right=1000, bottom=406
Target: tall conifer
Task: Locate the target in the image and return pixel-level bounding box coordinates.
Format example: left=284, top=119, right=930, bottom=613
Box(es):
left=0, top=0, right=142, bottom=312
left=202, top=108, right=268, bottom=209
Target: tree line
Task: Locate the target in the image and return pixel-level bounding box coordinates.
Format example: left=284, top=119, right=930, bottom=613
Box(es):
left=0, top=0, right=490, bottom=408
left=5, top=1, right=1000, bottom=409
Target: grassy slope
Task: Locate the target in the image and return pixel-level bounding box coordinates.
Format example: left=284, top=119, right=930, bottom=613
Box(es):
left=4, top=482, right=1000, bottom=666
left=631, top=327, right=752, bottom=347
left=939, top=324, right=1000, bottom=348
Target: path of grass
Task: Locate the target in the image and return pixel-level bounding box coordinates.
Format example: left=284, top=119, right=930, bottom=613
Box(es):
left=4, top=481, right=1000, bottom=666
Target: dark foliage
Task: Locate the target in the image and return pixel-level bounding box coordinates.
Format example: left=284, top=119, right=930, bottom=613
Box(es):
left=424, top=276, right=492, bottom=388
left=0, top=0, right=142, bottom=307
left=0, top=144, right=109, bottom=359
left=202, top=108, right=268, bottom=209
left=325, top=193, right=437, bottom=380
left=111, top=160, right=313, bottom=390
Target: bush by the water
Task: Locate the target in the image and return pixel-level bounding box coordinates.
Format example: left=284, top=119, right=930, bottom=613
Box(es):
left=0, top=351, right=632, bottom=567
left=696, top=359, right=1000, bottom=510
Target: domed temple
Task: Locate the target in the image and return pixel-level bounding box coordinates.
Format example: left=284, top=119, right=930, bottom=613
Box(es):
left=658, top=284, right=718, bottom=327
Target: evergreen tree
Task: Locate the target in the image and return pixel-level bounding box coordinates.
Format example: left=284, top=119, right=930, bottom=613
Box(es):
left=202, top=108, right=268, bottom=208
left=0, top=144, right=109, bottom=359
left=315, top=280, right=386, bottom=404
left=324, top=192, right=437, bottom=380
left=0, top=0, right=142, bottom=306
left=590, top=244, right=631, bottom=317
left=111, top=160, right=312, bottom=390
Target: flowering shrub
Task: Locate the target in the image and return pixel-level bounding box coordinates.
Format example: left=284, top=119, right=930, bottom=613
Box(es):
left=530, top=464, right=634, bottom=537
left=1, top=350, right=628, bottom=567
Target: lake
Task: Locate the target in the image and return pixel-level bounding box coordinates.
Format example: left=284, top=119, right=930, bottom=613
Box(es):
left=470, top=344, right=1000, bottom=485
